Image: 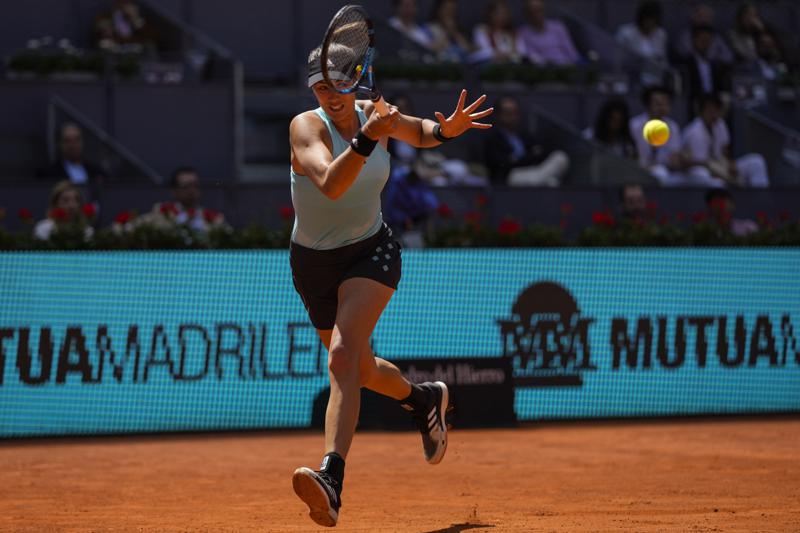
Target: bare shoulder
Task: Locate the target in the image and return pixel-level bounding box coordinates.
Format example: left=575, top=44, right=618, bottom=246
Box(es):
left=290, top=110, right=326, bottom=144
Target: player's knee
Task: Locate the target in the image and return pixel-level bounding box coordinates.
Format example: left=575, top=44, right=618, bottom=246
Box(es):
left=328, top=342, right=358, bottom=380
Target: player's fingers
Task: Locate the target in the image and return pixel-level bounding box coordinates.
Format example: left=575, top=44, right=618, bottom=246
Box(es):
left=470, top=122, right=493, bottom=129
left=470, top=107, right=494, bottom=120
left=464, top=94, right=487, bottom=114
left=434, top=111, right=447, bottom=124
left=455, top=89, right=467, bottom=112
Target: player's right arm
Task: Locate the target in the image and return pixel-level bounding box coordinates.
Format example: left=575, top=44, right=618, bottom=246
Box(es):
left=290, top=112, right=366, bottom=200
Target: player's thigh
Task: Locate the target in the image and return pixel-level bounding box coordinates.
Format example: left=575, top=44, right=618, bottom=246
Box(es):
left=331, top=277, right=394, bottom=350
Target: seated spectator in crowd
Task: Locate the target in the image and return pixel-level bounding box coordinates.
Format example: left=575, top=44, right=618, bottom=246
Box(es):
left=516, top=0, right=581, bottom=65
left=616, top=1, right=669, bottom=85
left=675, top=4, right=734, bottom=64
left=146, top=167, right=228, bottom=232
left=683, top=25, right=731, bottom=115
left=705, top=188, right=758, bottom=236
left=34, top=180, right=95, bottom=241
left=472, top=0, right=522, bottom=63
left=587, top=99, right=638, bottom=160
left=388, top=0, right=435, bottom=51
left=426, top=0, right=473, bottom=62
left=629, top=86, right=688, bottom=186
left=619, top=184, right=647, bottom=222
left=93, top=0, right=156, bottom=54
left=37, top=123, right=107, bottom=203
left=727, top=2, right=764, bottom=64
left=683, top=93, right=769, bottom=188
left=753, top=29, right=789, bottom=80
left=484, top=96, right=569, bottom=186
left=383, top=155, right=441, bottom=243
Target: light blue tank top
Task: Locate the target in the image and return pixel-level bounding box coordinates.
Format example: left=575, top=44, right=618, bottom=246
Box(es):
left=290, top=106, right=390, bottom=250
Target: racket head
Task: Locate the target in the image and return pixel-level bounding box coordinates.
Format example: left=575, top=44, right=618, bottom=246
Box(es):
left=319, top=5, right=374, bottom=94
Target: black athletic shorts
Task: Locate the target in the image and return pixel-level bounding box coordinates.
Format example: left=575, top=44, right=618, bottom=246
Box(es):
left=289, top=224, right=402, bottom=330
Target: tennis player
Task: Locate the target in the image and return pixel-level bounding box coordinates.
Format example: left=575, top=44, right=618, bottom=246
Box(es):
left=290, top=45, right=493, bottom=527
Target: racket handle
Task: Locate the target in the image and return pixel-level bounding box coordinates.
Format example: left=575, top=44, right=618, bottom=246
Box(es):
left=371, top=93, right=389, bottom=117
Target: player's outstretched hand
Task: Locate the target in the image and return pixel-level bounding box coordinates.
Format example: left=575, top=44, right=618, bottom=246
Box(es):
left=435, top=90, right=494, bottom=139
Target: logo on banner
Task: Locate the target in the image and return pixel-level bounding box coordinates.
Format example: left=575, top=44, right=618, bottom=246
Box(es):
left=497, top=281, right=596, bottom=387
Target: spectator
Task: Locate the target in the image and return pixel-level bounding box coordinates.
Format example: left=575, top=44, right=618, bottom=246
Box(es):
left=388, top=0, right=435, bottom=51
left=147, top=167, right=228, bottom=232
left=33, top=180, right=94, bottom=241
left=616, top=1, right=669, bottom=85
left=727, top=3, right=763, bottom=64
left=588, top=99, right=638, bottom=160
left=472, top=0, right=522, bottom=63
left=705, top=188, right=758, bottom=236
left=754, top=29, right=789, bottom=80
left=683, top=25, right=731, bottom=114
left=383, top=154, right=441, bottom=242
left=483, top=96, right=569, bottom=186
left=92, top=0, right=156, bottom=54
left=37, top=123, right=107, bottom=203
left=619, top=184, right=647, bottom=221
left=427, top=0, right=473, bottom=62
left=683, top=93, right=769, bottom=188
left=676, top=4, right=734, bottom=64
left=629, top=86, right=688, bottom=186
left=516, top=0, right=581, bottom=65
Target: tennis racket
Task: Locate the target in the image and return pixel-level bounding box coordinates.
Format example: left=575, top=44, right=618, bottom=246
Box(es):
left=320, top=5, right=389, bottom=116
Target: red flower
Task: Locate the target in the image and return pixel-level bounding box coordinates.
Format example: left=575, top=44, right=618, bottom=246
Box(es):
left=778, top=210, right=791, bottom=223
left=186, top=208, right=196, bottom=219
left=50, top=208, right=69, bottom=222
left=279, top=205, right=295, bottom=220
left=560, top=202, right=573, bottom=215
left=592, top=211, right=615, bottom=228
left=114, top=211, right=132, bottom=225
left=18, top=208, right=33, bottom=221
left=203, top=209, right=221, bottom=223
left=160, top=202, right=178, bottom=217
left=756, top=211, right=768, bottom=225
left=498, top=218, right=522, bottom=235
left=646, top=201, right=658, bottom=213
left=676, top=212, right=686, bottom=222
left=82, top=203, right=97, bottom=219
left=718, top=211, right=732, bottom=226
left=464, top=211, right=483, bottom=225
left=475, top=194, right=489, bottom=208
left=559, top=219, right=568, bottom=230
left=659, top=215, right=669, bottom=226
left=436, top=203, right=453, bottom=218
left=0, top=207, right=5, bottom=221
left=691, top=212, right=707, bottom=224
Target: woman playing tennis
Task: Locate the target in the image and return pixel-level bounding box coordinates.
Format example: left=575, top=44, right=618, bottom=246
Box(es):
left=289, top=39, right=493, bottom=527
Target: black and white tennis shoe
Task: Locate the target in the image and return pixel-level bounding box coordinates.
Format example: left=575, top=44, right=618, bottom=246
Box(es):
left=292, top=467, right=341, bottom=527
left=407, top=381, right=450, bottom=465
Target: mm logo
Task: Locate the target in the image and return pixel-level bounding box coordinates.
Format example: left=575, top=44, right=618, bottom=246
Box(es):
left=497, top=281, right=596, bottom=387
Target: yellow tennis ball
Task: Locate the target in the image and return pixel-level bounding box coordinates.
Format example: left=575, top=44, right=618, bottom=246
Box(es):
left=643, top=119, right=670, bottom=146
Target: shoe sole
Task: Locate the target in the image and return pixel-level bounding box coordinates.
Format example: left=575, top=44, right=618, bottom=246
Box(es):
left=292, top=467, right=338, bottom=527
left=428, top=381, right=449, bottom=465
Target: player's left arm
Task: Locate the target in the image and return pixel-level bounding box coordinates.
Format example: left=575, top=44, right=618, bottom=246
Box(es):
left=362, top=90, right=493, bottom=148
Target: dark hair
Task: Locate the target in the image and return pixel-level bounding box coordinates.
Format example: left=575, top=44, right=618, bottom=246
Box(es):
left=734, top=2, right=757, bottom=31
left=641, top=85, right=673, bottom=107
left=429, top=0, right=455, bottom=22
left=170, top=166, right=198, bottom=188
left=636, top=1, right=662, bottom=26
left=485, top=0, right=512, bottom=31
left=704, top=187, right=730, bottom=205
left=697, top=92, right=723, bottom=112
left=691, top=23, right=715, bottom=38
left=594, top=100, right=632, bottom=143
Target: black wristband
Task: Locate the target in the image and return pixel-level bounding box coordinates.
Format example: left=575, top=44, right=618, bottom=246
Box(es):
left=350, top=129, right=378, bottom=157
left=433, top=123, right=454, bottom=143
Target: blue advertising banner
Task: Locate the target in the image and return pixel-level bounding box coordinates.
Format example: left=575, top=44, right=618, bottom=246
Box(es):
left=1, top=249, right=799, bottom=437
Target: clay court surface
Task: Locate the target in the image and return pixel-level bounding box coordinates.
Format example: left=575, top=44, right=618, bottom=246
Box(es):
left=1, top=418, right=798, bottom=532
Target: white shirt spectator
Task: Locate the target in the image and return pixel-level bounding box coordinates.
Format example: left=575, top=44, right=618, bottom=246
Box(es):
left=616, top=23, right=667, bottom=62
left=388, top=16, right=434, bottom=50
left=472, top=24, right=522, bottom=62
left=682, top=117, right=769, bottom=187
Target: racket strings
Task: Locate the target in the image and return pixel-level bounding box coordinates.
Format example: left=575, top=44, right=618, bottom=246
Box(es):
left=325, top=10, right=370, bottom=89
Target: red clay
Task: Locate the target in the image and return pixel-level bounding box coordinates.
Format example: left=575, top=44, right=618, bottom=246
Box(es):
left=1, top=418, right=798, bottom=532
